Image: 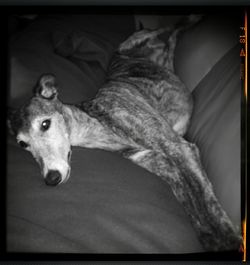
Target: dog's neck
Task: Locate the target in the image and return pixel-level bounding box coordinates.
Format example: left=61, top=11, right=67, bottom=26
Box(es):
left=62, top=104, right=126, bottom=151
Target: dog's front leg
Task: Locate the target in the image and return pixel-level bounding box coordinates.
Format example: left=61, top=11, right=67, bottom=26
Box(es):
left=126, top=146, right=241, bottom=252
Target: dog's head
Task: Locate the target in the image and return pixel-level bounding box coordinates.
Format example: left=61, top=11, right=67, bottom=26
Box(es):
left=8, top=74, right=72, bottom=186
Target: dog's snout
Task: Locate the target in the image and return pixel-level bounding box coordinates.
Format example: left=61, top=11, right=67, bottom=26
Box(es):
left=45, top=170, right=62, bottom=186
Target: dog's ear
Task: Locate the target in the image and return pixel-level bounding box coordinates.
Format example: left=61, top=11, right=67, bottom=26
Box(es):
left=35, top=74, right=58, bottom=100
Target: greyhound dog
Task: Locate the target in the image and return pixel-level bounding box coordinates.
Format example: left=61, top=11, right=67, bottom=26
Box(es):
left=8, top=15, right=241, bottom=252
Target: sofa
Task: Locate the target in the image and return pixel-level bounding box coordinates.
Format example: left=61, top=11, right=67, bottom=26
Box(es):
left=7, top=13, right=241, bottom=254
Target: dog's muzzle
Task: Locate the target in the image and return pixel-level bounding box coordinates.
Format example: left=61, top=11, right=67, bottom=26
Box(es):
left=44, top=151, right=71, bottom=186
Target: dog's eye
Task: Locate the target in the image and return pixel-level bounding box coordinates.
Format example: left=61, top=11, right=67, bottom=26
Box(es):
left=41, top=119, right=51, bottom=131
left=18, top=141, right=29, bottom=149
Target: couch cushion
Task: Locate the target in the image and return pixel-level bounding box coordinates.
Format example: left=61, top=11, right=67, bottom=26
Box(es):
left=7, top=136, right=203, bottom=253
left=186, top=44, right=241, bottom=227
left=175, top=15, right=239, bottom=92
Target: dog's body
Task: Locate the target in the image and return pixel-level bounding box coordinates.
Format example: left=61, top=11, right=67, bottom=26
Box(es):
left=9, top=15, right=241, bottom=251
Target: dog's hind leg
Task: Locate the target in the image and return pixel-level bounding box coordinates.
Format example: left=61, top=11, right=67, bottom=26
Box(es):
left=118, top=27, right=171, bottom=54
left=149, top=16, right=203, bottom=135
left=153, top=74, right=193, bottom=136
left=126, top=142, right=241, bottom=251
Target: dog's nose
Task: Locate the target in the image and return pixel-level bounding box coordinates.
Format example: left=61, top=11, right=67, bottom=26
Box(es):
left=45, top=170, right=62, bottom=186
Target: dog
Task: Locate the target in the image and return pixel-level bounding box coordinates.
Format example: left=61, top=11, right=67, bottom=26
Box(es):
left=8, top=15, right=241, bottom=252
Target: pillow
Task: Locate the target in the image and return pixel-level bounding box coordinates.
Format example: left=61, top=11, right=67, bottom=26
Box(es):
left=9, top=15, right=135, bottom=108
left=186, top=44, right=241, bottom=227
left=52, top=29, right=113, bottom=88
left=175, top=14, right=239, bottom=92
